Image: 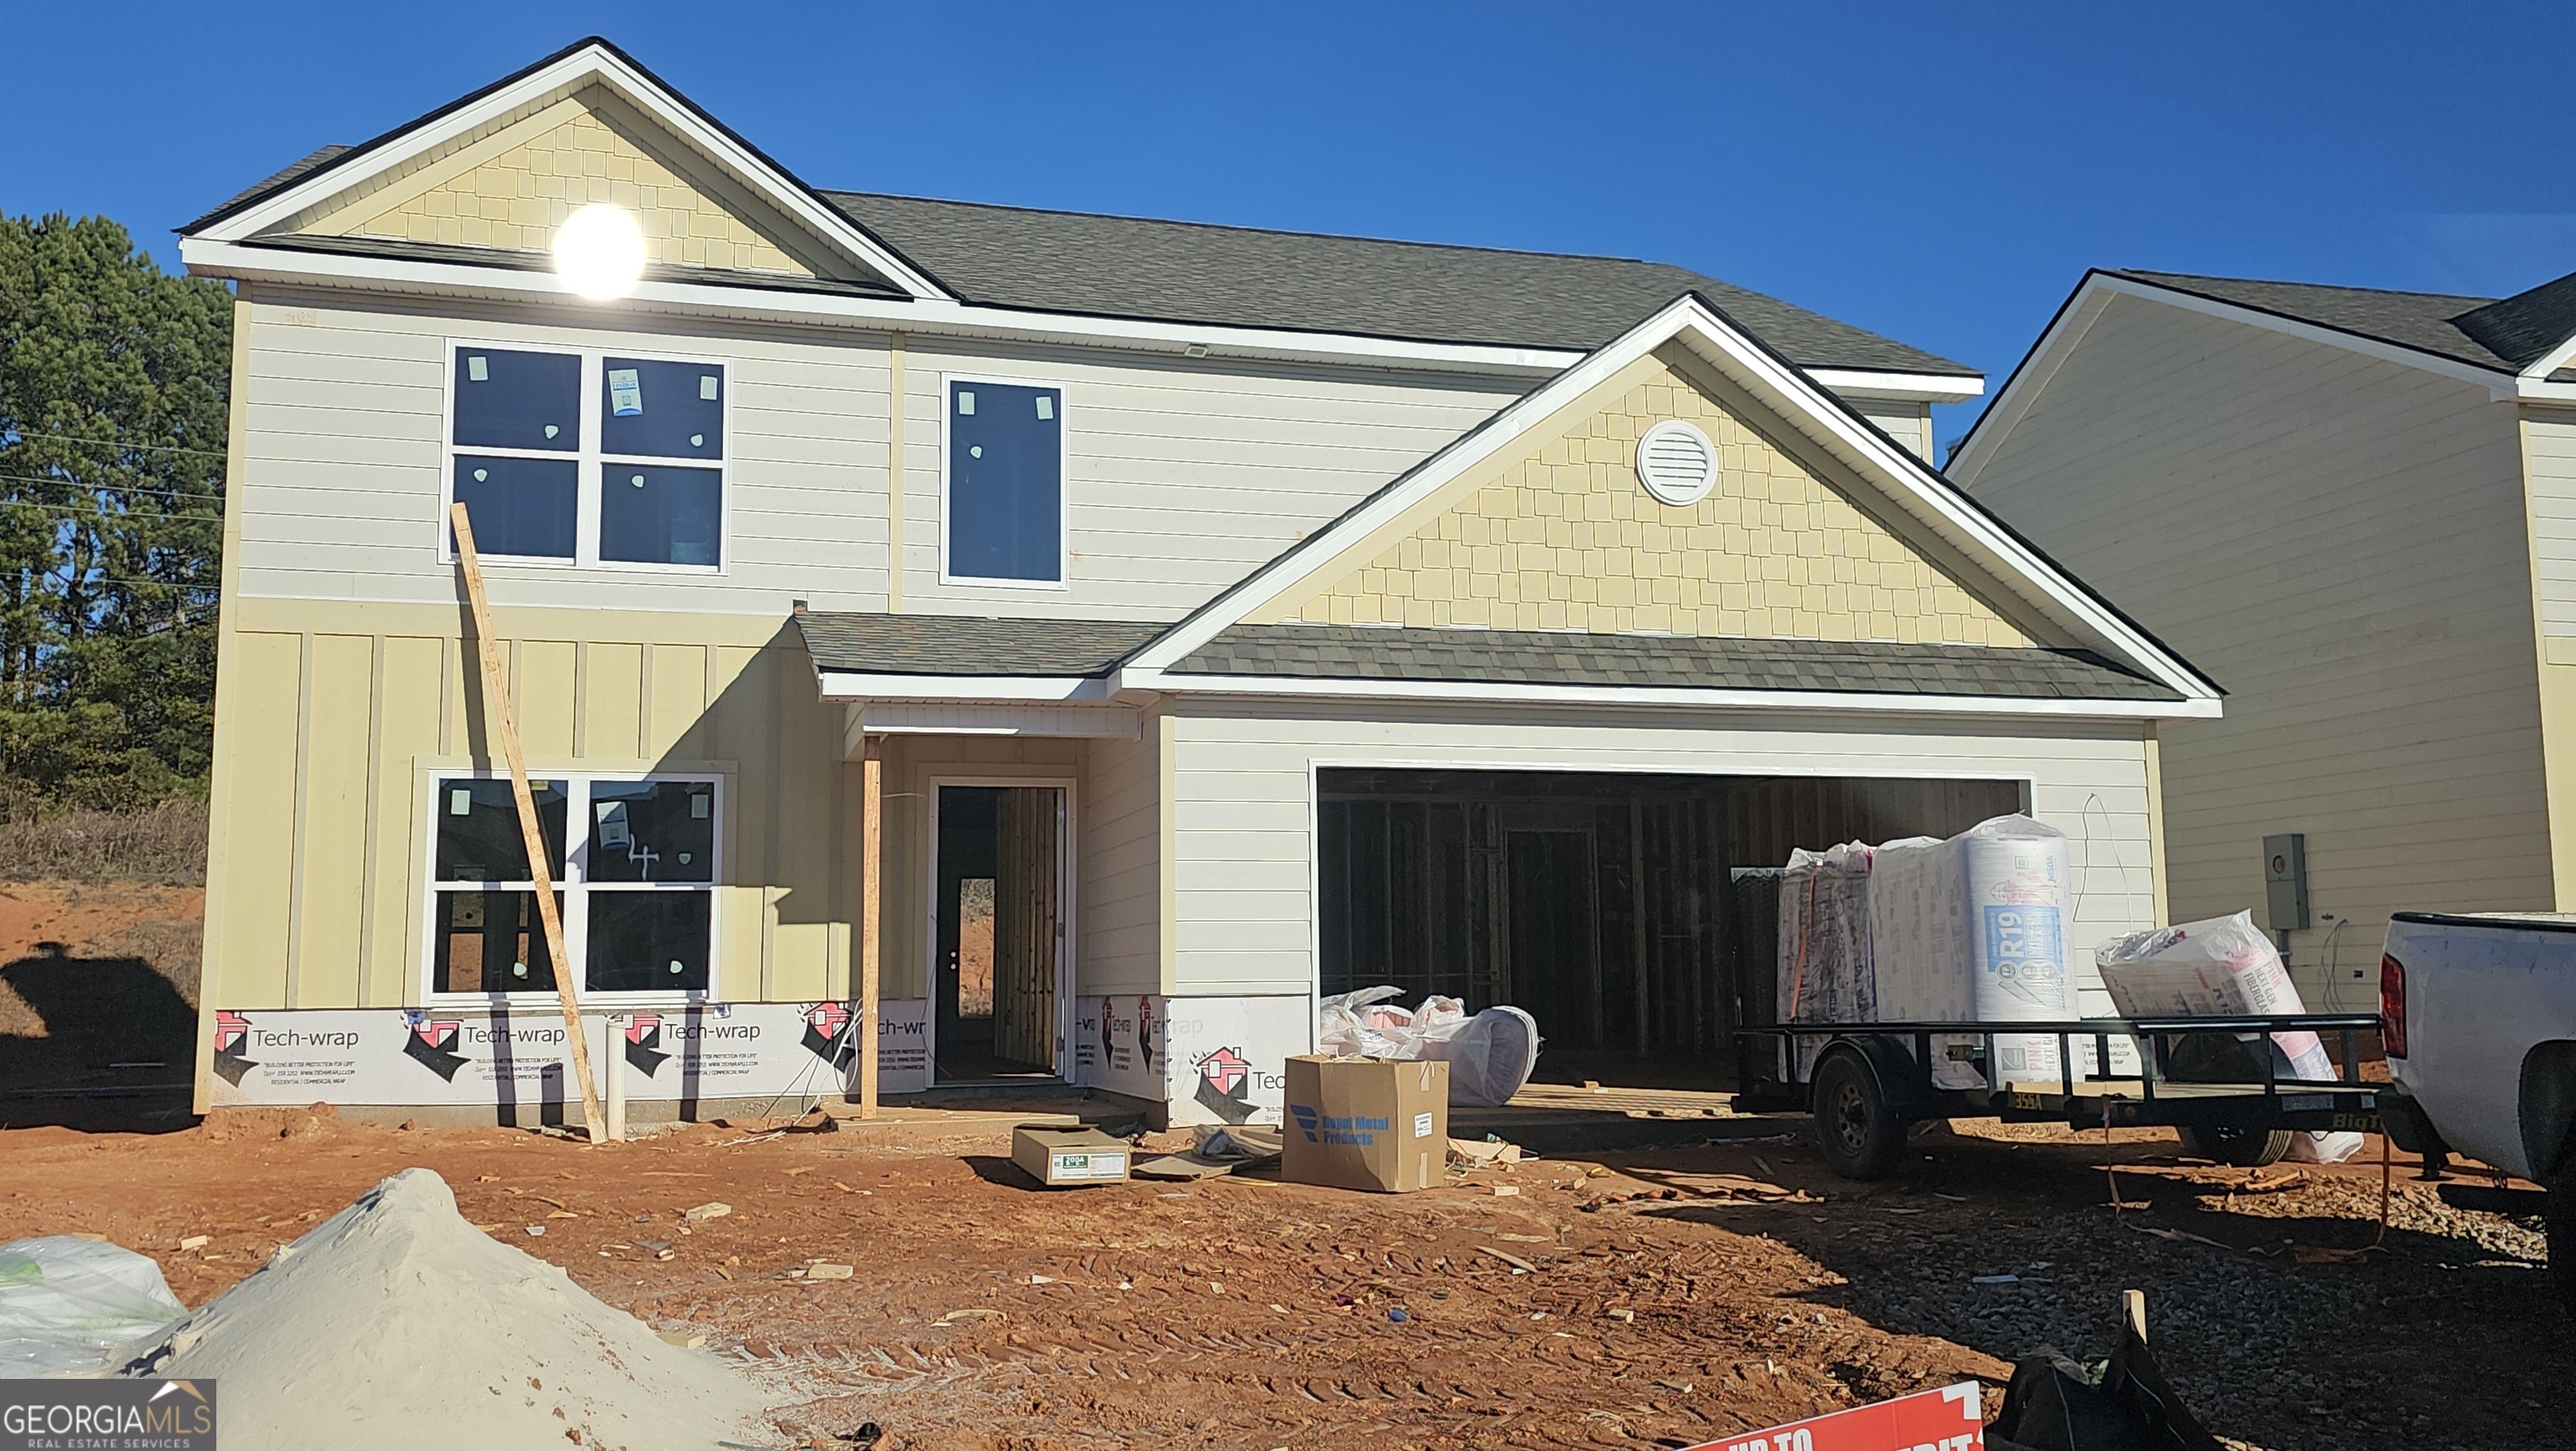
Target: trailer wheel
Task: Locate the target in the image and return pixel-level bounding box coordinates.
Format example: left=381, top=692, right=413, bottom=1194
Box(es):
left=2549, top=1176, right=2576, bottom=1321
left=1811, top=1053, right=1904, bottom=1180
left=2177, top=1125, right=2295, bottom=1168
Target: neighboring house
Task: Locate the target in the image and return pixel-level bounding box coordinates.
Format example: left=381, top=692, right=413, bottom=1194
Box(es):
left=180, top=39, right=2215, bottom=1126
left=1954, top=267, right=2576, bottom=1009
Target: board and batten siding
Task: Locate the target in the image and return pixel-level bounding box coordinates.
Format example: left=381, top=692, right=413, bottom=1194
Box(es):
left=232, top=290, right=1524, bottom=621
left=1162, top=699, right=2162, bottom=1010
left=201, top=601, right=858, bottom=1015
left=1961, top=293, right=2548, bottom=1002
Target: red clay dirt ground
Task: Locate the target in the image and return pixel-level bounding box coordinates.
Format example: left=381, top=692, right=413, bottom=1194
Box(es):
left=1, top=1107, right=2563, bottom=1451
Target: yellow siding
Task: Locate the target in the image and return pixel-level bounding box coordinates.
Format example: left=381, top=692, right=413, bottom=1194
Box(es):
left=307, top=91, right=813, bottom=277
left=1271, top=346, right=2030, bottom=646
left=201, top=603, right=859, bottom=1012
left=210, top=632, right=302, bottom=1008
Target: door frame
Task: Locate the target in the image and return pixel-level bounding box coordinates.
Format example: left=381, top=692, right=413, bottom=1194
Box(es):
left=922, top=773, right=1078, bottom=1081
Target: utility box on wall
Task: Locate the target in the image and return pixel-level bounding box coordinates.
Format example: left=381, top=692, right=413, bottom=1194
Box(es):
left=2262, top=833, right=2310, bottom=932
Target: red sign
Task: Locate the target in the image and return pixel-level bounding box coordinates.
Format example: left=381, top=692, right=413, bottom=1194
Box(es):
left=1686, top=1382, right=1983, bottom=1451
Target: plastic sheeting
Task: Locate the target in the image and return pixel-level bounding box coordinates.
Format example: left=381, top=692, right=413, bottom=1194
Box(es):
left=1315, top=987, right=1541, bottom=1107
left=0, top=1235, right=184, bottom=1377
left=1776, top=843, right=1876, bottom=1024
left=2095, top=910, right=2364, bottom=1162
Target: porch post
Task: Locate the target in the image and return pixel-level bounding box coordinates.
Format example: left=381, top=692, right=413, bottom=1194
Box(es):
left=859, top=733, right=883, bottom=1119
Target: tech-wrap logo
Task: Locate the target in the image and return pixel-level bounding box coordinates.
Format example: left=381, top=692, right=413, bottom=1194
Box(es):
left=802, top=1001, right=857, bottom=1069
left=1190, top=1045, right=1285, bottom=1125
left=624, top=1013, right=671, bottom=1076
left=402, top=1012, right=469, bottom=1081
left=210, top=1010, right=257, bottom=1085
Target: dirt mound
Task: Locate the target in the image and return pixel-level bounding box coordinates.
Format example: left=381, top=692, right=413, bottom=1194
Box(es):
left=125, top=1168, right=773, bottom=1451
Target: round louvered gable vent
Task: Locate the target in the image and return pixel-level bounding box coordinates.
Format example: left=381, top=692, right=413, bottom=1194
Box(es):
left=1635, top=419, right=1717, bottom=505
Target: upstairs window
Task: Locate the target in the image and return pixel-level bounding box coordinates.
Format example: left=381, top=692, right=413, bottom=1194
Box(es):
left=446, top=344, right=727, bottom=570
left=943, top=377, right=1065, bottom=585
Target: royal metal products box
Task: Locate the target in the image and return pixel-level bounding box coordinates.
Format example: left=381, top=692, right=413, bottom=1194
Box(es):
left=1282, top=1056, right=1449, bottom=1192
left=1010, top=1124, right=1131, bottom=1187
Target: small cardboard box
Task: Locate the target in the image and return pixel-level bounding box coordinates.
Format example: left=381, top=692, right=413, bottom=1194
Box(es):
left=1010, top=1124, right=1131, bottom=1187
left=1281, top=1056, right=1449, bottom=1193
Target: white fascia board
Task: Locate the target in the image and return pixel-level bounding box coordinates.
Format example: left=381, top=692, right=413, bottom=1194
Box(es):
left=181, top=237, right=1584, bottom=377
left=2520, top=329, right=2576, bottom=385
left=2516, top=382, right=2576, bottom=407
left=814, top=671, right=1110, bottom=703
left=1944, top=282, right=2117, bottom=484
left=200, top=44, right=950, bottom=302
left=1804, top=368, right=1986, bottom=404
left=1119, top=667, right=2218, bottom=721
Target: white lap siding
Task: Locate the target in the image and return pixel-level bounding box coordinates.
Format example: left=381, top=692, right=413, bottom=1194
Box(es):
left=1163, top=699, right=2163, bottom=1012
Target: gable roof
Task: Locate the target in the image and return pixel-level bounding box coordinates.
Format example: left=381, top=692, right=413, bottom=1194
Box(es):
left=1111, top=292, right=2218, bottom=711
left=2111, top=270, right=2521, bottom=372
left=796, top=612, right=1161, bottom=677
left=181, top=38, right=948, bottom=302
left=183, top=41, right=1971, bottom=380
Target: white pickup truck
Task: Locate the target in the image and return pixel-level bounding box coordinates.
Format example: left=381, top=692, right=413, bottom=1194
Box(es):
left=2377, top=911, right=2576, bottom=1314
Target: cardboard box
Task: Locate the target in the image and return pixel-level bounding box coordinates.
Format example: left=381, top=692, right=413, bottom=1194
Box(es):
left=1010, top=1124, right=1132, bottom=1187
left=1281, top=1056, right=1449, bottom=1193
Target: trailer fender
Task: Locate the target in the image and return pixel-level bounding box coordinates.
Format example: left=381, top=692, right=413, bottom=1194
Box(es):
left=2520, top=1042, right=2576, bottom=1182
left=1820, top=1034, right=1938, bottom=1120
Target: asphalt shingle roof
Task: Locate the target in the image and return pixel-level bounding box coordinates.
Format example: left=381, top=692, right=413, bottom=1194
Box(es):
left=187, top=145, right=1971, bottom=373
left=2113, top=268, right=2576, bottom=375
left=795, top=613, right=1164, bottom=677
left=1171, top=625, right=2179, bottom=700
left=818, top=191, right=1967, bottom=370
left=797, top=614, right=2175, bottom=701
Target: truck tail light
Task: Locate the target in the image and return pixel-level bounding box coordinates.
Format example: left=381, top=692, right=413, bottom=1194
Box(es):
left=2380, top=954, right=2408, bottom=1059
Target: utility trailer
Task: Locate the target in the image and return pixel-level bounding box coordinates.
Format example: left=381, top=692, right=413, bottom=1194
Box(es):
left=1732, top=1015, right=2384, bottom=1179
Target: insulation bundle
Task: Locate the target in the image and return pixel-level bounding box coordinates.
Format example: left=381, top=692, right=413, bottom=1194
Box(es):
left=1776, top=843, right=1877, bottom=1024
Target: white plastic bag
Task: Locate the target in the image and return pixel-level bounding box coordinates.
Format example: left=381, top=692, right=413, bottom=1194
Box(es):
left=1317, top=986, right=1409, bottom=1057
left=0, top=1235, right=185, bottom=1377
left=1423, top=1006, right=1541, bottom=1107
left=2096, top=911, right=2363, bottom=1163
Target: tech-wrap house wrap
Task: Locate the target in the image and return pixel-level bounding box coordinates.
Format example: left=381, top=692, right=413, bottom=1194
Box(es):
left=178, top=38, right=2216, bottom=1125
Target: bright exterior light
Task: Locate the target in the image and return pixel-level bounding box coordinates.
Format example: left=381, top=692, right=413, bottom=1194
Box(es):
left=553, top=205, right=647, bottom=299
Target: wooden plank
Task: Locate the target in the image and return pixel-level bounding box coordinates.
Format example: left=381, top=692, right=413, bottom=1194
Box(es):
left=449, top=501, right=605, bottom=1143
left=860, top=736, right=882, bottom=1119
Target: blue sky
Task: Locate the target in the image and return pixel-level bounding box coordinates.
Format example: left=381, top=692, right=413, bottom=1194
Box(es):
left=8, top=3, right=2573, bottom=450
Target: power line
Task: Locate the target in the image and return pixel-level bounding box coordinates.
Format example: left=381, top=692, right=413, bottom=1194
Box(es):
left=0, top=471, right=228, bottom=506
left=0, top=497, right=221, bottom=527
left=0, top=430, right=229, bottom=461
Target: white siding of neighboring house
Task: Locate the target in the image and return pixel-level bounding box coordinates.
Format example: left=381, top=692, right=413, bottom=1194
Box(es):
left=1958, top=293, right=2549, bottom=1006
left=231, top=289, right=1525, bottom=621
left=1162, top=699, right=2163, bottom=1012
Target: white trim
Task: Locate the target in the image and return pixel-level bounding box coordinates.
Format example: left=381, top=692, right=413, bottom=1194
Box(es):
left=195, top=43, right=949, bottom=301
left=1117, top=667, right=2220, bottom=720
left=416, top=768, right=725, bottom=1008
left=922, top=774, right=1079, bottom=1081
left=440, top=338, right=731, bottom=574
left=937, top=372, right=1072, bottom=590
left=1119, top=294, right=2220, bottom=707
left=1954, top=273, right=2516, bottom=478
left=849, top=700, right=1139, bottom=739
left=180, top=237, right=1584, bottom=378
left=815, top=672, right=1110, bottom=703
left=2521, top=327, right=2576, bottom=384
left=1804, top=367, right=1986, bottom=404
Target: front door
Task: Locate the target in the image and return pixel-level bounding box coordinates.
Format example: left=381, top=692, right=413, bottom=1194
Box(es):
left=934, top=784, right=1065, bottom=1080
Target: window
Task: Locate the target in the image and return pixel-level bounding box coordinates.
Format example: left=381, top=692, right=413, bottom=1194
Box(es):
left=427, top=773, right=720, bottom=1000
left=943, top=377, right=1065, bottom=585
left=446, top=344, right=727, bottom=569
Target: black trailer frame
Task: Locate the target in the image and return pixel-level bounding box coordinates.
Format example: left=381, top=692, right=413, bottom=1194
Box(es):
left=1731, top=1016, right=2385, bottom=1178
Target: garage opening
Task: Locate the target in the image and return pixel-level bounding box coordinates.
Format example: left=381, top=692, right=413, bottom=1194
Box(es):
left=1316, top=770, right=2023, bottom=1088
